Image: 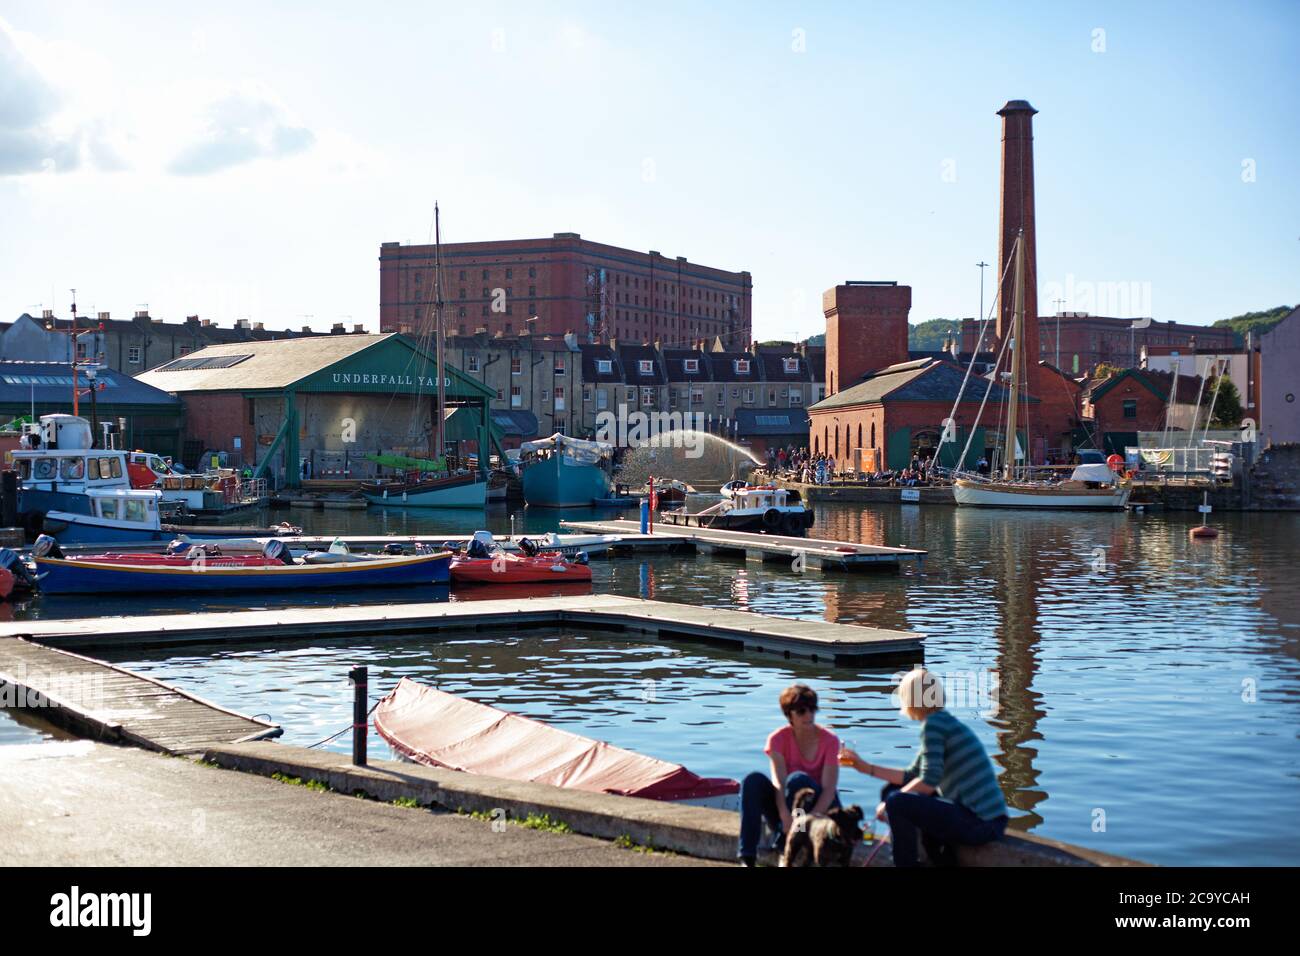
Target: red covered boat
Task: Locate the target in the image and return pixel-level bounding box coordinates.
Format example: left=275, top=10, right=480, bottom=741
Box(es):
left=449, top=551, right=592, bottom=585
left=374, top=679, right=739, bottom=808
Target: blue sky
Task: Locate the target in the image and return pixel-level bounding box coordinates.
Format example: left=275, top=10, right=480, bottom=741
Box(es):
left=1, top=0, right=1296, bottom=339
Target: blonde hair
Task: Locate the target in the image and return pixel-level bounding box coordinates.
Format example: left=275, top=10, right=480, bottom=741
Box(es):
left=898, top=668, right=944, bottom=720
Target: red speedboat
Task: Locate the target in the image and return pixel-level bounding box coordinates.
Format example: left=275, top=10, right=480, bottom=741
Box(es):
left=450, top=551, right=592, bottom=586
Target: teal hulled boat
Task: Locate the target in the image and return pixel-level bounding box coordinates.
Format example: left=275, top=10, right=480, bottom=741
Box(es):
left=519, top=434, right=614, bottom=508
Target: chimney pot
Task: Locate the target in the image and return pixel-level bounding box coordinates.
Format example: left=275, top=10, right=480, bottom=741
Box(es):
left=353, top=323, right=364, bottom=334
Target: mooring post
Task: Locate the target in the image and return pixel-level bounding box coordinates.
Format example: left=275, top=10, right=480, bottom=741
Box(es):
left=348, top=665, right=368, bottom=766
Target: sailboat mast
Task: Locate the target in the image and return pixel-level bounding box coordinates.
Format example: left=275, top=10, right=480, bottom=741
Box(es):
left=433, top=203, right=446, bottom=464
left=1003, top=233, right=1025, bottom=480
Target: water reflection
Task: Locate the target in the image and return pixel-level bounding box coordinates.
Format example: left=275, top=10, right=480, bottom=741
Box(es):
left=9, top=501, right=1300, bottom=865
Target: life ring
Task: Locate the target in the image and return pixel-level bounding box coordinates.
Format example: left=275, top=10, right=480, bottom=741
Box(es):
left=762, top=508, right=782, bottom=529
left=1106, top=454, right=1124, bottom=472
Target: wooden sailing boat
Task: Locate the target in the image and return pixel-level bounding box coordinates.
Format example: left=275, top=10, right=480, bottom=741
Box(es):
left=952, top=232, right=1131, bottom=510
left=361, top=204, right=488, bottom=510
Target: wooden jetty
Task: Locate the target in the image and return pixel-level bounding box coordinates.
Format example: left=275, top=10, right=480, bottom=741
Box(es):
left=0, top=635, right=281, bottom=754
left=560, top=519, right=926, bottom=571
left=1, top=595, right=924, bottom=666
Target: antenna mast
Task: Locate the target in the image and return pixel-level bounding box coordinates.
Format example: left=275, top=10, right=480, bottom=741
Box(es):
left=433, top=203, right=446, bottom=465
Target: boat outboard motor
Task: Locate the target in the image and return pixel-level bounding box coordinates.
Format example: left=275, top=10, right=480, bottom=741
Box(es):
left=0, top=549, right=39, bottom=590
left=32, top=534, right=64, bottom=560
left=517, top=537, right=539, bottom=557
left=383, top=542, right=406, bottom=556
left=262, top=538, right=292, bottom=565
left=573, top=551, right=589, bottom=566
left=466, top=530, right=494, bottom=560
left=165, top=538, right=191, bottom=556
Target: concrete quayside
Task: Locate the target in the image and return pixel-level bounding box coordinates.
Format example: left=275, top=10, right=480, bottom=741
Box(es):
left=1, top=594, right=1146, bottom=866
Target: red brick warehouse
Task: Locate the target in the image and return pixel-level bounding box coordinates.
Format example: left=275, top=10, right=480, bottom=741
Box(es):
left=380, top=233, right=752, bottom=348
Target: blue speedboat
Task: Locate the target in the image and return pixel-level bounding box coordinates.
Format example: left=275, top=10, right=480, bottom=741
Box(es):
left=519, top=434, right=614, bottom=508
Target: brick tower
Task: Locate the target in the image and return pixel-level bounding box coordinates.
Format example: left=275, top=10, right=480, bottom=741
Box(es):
left=996, top=100, right=1042, bottom=397
left=823, top=281, right=911, bottom=395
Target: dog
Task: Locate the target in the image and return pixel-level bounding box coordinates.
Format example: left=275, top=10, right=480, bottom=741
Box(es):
left=781, top=788, right=865, bottom=867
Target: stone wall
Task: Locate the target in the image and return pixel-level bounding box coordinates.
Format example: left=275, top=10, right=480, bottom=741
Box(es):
left=1247, top=443, right=1300, bottom=510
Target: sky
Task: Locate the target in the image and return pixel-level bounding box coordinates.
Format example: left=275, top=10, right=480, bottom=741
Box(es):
left=1, top=0, right=1297, bottom=340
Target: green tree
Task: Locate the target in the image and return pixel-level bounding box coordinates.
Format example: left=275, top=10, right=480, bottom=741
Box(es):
left=909, top=318, right=962, bottom=351
left=1211, top=305, right=1295, bottom=339
left=1207, top=375, right=1244, bottom=428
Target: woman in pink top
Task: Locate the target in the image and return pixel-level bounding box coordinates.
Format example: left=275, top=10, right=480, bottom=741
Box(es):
left=738, top=683, right=841, bottom=865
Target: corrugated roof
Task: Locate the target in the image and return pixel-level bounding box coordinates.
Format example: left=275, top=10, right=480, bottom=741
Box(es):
left=138, top=334, right=386, bottom=391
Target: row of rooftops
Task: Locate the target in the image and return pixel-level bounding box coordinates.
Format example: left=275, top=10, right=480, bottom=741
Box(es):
left=481, top=338, right=826, bottom=385
left=6, top=311, right=366, bottom=342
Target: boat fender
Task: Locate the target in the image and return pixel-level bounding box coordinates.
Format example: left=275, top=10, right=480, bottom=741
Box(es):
left=762, top=508, right=782, bottom=529
left=0, top=566, right=13, bottom=600
left=32, top=534, right=64, bottom=560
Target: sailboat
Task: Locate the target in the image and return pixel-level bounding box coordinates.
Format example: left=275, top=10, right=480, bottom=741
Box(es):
left=951, top=232, right=1131, bottom=510
left=361, top=204, right=487, bottom=510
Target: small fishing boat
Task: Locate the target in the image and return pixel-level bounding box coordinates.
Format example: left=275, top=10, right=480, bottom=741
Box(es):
left=658, top=484, right=814, bottom=536
left=26, top=538, right=451, bottom=594
left=519, top=434, right=615, bottom=507
left=646, top=479, right=694, bottom=506
left=360, top=470, right=488, bottom=509
left=374, top=679, right=740, bottom=808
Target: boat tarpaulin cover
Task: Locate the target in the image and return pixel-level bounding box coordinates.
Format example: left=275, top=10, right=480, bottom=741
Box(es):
left=1070, top=463, right=1118, bottom=483
left=519, top=433, right=613, bottom=462
left=374, top=678, right=739, bottom=801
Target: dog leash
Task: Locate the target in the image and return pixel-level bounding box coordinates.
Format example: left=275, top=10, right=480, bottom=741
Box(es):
left=861, top=832, right=889, bottom=867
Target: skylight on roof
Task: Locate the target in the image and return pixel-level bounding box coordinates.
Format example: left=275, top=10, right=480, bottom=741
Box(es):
left=155, top=354, right=253, bottom=372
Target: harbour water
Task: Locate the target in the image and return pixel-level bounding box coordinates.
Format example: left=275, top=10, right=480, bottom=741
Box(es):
left=7, top=500, right=1299, bottom=865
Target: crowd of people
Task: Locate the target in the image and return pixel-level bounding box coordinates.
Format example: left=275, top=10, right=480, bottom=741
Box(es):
left=760, top=445, right=954, bottom=487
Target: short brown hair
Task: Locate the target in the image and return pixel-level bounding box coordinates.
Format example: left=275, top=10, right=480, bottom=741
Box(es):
left=779, top=683, right=818, bottom=717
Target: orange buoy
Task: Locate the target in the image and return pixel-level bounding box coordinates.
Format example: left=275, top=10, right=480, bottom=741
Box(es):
left=1190, top=525, right=1219, bottom=540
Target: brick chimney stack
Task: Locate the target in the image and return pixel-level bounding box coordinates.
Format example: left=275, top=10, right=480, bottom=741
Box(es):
left=996, top=99, right=1042, bottom=395
left=823, top=281, right=911, bottom=395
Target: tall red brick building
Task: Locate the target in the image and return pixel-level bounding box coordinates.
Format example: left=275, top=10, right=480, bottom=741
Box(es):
left=379, top=233, right=751, bottom=348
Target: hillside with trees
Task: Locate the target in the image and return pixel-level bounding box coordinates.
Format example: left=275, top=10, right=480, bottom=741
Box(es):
left=1212, top=305, right=1295, bottom=338
left=909, top=318, right=962, bottom=351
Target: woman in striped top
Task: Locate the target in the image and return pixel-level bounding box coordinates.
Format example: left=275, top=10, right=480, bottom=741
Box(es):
left=840, top=668, right=1008, bottom=866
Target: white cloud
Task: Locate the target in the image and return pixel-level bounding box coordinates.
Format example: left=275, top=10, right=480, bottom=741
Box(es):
left=167, top=82, right=316, bottom=176
left=0, top=18, right=84, bottom=174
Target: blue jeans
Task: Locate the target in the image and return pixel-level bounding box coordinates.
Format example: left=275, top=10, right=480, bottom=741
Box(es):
left=882, top=783, right=1007, bottom=867
left=737, top=770, right=839, bottom=861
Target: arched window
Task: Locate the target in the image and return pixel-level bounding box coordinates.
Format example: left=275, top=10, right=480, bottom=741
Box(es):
left=814, top=434, right=820, bottom=454
left=857, top=424, right=863, bottom=450
left=823, top=426, right=828, bottom=454
left=834, top=427, right=840, bottom=457
left=870, top=422, right=876, bottom=448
